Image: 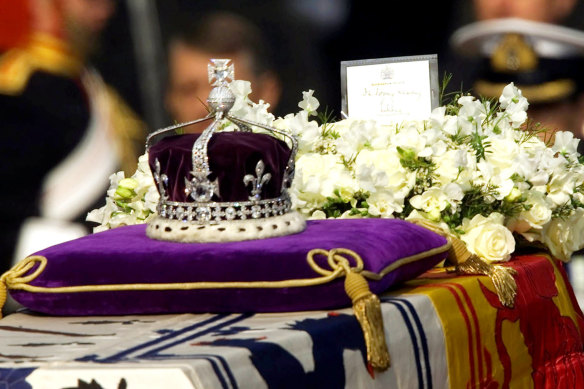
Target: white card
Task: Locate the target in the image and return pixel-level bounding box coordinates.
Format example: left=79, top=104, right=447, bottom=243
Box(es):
left=341, top=55, right=439, bottom=123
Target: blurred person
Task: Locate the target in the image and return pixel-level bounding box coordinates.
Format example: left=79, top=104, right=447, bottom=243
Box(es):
left=165, top=12, right=282, bottom=130
left=0, top=0, right=146, bottom=272
left=448, top=0, right=584, bottom=153
left=473, top=0, right=577, bottom=23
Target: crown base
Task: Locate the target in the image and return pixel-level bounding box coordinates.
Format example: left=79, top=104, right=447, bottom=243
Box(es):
left=146, top=212, right=306, bottom=243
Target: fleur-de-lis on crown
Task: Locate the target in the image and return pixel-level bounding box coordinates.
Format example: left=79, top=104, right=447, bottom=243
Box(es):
left=244, top=160, right=272, bottom=201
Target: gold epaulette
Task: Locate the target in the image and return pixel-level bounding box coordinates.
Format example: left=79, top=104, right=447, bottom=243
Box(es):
left=0, top=33, right=83, bottom=95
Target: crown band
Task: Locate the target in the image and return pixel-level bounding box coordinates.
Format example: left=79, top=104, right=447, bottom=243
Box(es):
left=145, top=59, right=304, bottom=242
left=158, top=195, right=292, bottom=224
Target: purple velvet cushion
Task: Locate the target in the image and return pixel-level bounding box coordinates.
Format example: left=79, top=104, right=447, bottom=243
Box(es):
left=9, top=219, right=449, bottom=315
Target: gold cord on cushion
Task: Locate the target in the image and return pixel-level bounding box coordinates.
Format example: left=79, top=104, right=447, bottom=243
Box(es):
left=1, top=250, right=395, bottom=370
left=308, top=248, right=390, bottom=370
left=410, top=218, right=517, bottom=308
left=2, top=242, right=450, bottom=295
left=0, top=256, right=47, bottom=319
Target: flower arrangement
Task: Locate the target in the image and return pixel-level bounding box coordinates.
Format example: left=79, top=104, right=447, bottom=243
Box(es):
left=88, top=80, right=584, bottom=263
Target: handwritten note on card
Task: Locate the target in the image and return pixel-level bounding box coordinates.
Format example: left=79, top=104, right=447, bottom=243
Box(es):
left=341, top=55, right=439, bottom=124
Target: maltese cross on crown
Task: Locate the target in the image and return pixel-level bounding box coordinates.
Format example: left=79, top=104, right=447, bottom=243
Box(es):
left=208, top=59, right=234, bottom=87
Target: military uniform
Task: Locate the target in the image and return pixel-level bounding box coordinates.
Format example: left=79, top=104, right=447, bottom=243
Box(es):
left=0, top=34, right=145, bottom=271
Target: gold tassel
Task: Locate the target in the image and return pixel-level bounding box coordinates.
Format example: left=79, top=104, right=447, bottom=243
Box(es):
left=449, top=236, right=517, bottom=308
left=409, top=219, right=518, bottom=308
left=344, top=270, right=391, bottom=370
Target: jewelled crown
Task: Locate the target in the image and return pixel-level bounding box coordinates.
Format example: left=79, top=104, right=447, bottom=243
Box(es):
left=145, top=59, right=305, bottom=242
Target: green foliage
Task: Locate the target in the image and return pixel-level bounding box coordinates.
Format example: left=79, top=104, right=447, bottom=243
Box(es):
left=438, top=182, right=531, bottom=231
left=317, top=107, right=340, bottom=139
left=397, top=146, right=436, bottom=192
left=515, top=119, right=548, bottom=146
left=321, top=190, right=370, bottom=218
left=341, top=152, right=360, bottom=170
left=470, top=129, right=491, bottom=162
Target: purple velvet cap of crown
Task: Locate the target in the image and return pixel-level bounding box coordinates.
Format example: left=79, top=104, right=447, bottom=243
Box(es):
left=9, top=219, right=449, bottom=316
left=148, top=132, right=292, bottom=202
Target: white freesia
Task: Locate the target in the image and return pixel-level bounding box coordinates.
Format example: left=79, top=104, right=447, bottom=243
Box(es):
left=88, top=81, right=584, bottom=264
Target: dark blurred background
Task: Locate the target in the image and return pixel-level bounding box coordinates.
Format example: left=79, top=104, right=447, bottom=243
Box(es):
left=92, top=0, right=462, bottom=130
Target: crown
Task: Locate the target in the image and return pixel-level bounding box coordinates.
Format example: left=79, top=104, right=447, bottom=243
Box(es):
left=145, top=59, right=305, bottom=242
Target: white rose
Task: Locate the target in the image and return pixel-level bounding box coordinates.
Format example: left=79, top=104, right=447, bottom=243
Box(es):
left=541, top=218, right=574, bottom=262
left=460, top=213, right=515, bottom=263
left=571, top=209, right=584, bottom=253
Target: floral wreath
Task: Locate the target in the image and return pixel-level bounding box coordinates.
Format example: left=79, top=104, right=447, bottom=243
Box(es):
left=87, top=80, right=584, bottom=263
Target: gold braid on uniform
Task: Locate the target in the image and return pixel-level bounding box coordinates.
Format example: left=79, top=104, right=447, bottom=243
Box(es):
left=0, top=33, right=83, bottom=95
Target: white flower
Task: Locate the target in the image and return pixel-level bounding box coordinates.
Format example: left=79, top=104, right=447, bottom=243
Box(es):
left=486, top=136, right=520, bottom=178
left=409, top=188, right=450, bottom=221
left=298, top=90, right=320, bottom=115
left=309, top=210, right=327, bottom=219
left=87, top=81, right=584, bottom=265
left=547, top=170, right=576, bottom=206
left=499, top=83, right=527, bottom=110
left=367, top=190, right=402, bottom=217
left=430, top=107, right=458, bottom=136
left=293, top=153, right=357, bottom=202
left=354, top=149, right=413, bottom=198
left=507, top=190, right=552, bottom=234
left=552, top=131, right=580, bottom=156
left=539, top=209, right=584, bottom=262
left=460, top=213, right=515, bottom=263
left=434, top=149, right=473, bottom=186
left=499, top=83, right=528, bottom=127
left=334, top=119, right=378, bottom=158
left=275, top=111, right=320, bottom=154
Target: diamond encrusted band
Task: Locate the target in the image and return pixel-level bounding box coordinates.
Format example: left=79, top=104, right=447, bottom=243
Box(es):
left=157, top=195, right=292, bottom=223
